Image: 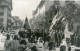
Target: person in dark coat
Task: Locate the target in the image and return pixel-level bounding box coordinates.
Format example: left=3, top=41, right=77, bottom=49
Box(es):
left=60, top=45, right=66, bottom=51
left=68, top=46, right=71, bottom=51
left=31, top=46, right=38, bottom=51
left=18, top=30, right=26, bottom=39
left=19, top=40, right=27, bottom=51
left=48, top=42, right=55, bottom=51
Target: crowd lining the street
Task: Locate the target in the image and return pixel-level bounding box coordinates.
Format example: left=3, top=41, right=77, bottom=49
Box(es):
left=0, top=29, right=79, bottom=51
left=1, top=29, right=55, bottom=51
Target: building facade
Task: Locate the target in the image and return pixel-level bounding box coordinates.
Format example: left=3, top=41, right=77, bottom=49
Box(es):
left=0, top=0, right=12, bottom=30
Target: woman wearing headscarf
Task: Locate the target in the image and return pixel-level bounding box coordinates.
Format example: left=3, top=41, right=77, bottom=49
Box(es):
left=10, top=35, right=19, bottom=51
left=4, top=34, right=11, bottom=51
left=37, top=37, right=44, bottom=51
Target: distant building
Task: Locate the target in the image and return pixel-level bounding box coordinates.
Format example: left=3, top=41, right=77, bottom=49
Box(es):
left=0, top=0, right=12, bottom=30
left=11, top=16, right=23, bottom=30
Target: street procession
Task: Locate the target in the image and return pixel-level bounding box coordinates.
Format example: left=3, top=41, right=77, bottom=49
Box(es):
left=0, top=0, right=80, bottom=51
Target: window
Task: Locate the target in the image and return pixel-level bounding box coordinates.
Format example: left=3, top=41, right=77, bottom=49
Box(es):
left=1, top=6, right=4, bottom=10
left=0, top=18, right=3, bottom=22
left=0, top=12, right=4, bottom=16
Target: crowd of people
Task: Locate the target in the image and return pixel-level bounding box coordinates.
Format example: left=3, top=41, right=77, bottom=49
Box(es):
left=1, top=29, right=55, bottom=51
left=0, top=28, right=75, bottom=51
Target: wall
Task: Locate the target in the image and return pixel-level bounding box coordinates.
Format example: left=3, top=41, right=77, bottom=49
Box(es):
left=0, top=0, right=12, bottom=30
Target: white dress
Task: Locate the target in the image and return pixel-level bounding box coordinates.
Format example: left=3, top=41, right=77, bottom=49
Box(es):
left=0, top=34, right=6, bottom=51
left=37, top=42, right=44, bottom=51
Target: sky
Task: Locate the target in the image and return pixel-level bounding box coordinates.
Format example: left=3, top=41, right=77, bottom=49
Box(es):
left=12, top=0, right=41, bottom=20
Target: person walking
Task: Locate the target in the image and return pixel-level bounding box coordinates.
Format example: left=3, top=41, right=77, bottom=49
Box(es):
left=44, top=41, right=48, bottom=51
left=37, top=37, right=44, bottom=51
left=31, top=46, right=38, bottom=51
left=4, top=34, right=11, bottom=51
left=19, top=39, right=27, bottom=51
left=10, top=35, right=19, bottom=51
left=48, top=42, right=55, bottom=51
left=60, top=45, right=66, bottom=51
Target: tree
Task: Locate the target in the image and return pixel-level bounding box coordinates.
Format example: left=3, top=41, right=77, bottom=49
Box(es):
left=24, top=17, right=31, bottom=32
left=63, top=2, right=80, bottom=31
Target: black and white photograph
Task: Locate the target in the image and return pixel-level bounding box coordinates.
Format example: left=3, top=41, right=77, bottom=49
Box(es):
left=0, top=0, right=80, bottom=51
